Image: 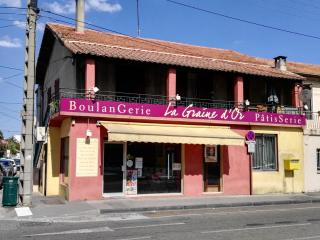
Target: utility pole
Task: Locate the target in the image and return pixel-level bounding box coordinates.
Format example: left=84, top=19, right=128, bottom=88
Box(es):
left=20, top=0, right=38, bottom=206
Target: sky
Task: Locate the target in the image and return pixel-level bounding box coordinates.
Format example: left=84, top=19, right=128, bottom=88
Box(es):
left=0, top=0, right=320, bottom=138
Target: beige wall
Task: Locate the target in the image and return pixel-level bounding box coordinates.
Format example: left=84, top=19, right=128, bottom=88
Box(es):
left=45, top=118, right=72, bottom=196
left=252, top=126, right=304, bottom=194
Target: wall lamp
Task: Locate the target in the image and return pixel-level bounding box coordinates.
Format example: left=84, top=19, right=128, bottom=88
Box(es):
left=92, top=86, right=100, bottom=93
left=244, top=99, right=250, bottom=106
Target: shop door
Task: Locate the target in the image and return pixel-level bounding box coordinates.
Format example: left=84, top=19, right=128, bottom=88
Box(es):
left=204, top=145, right=221, bottom=192
left=103, top=143, right=125, bottom=195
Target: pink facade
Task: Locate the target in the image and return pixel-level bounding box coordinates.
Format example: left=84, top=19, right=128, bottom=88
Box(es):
left=85, top=59, right=96, bottom=91
left=167, top=68, right=176, bottom=100
left=68, top=118, right=104, bottom=201
left=45, top=57, right=304, bottom=201
left=234, top=76, right=244, bottom=104
left=292, top=83, right=303, bottom=108
left=222, top=145, right=250, bottom=195
left=183, top=145, right=203, bottom=196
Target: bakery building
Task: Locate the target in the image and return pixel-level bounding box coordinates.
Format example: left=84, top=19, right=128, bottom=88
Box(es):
left=33, top=22, right=307, bottom=201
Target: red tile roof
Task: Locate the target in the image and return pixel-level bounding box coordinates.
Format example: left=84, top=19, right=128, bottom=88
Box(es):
left=39, top=23, right=320, bottom=81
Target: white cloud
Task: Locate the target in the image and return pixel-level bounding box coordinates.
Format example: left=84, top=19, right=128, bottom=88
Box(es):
left=87, top=0, right=122, bottom=13
left=13, top=20, right=26, bottom=29
left=45, top=1, right=75, bottom=14
left=13, top=20, right=45, bottom=32
left=0, top=36, right=22, bottom=48
left=0, top=0, right=21, bottom=7
left=44, top=0, right=121, bottom=15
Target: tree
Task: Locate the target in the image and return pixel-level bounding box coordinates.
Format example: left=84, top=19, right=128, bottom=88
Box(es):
left=0, top=130, right=6, bottom=157
left=7, top=137, right=20, bottom=156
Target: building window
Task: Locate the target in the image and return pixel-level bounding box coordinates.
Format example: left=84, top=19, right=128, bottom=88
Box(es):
left=60, top=137, right=69, bottom=181
left=253, top=134, right=277, bottom=171
left=317, top=149, right=320, bottom=173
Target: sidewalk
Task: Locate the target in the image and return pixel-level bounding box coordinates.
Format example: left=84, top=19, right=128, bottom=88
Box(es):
left=1, top=191, right=320, bottom=222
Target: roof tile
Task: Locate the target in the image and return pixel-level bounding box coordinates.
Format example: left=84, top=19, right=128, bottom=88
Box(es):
left=43, top=23, right=320, bottom=80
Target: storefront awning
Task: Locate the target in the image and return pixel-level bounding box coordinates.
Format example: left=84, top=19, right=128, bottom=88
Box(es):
left=100, top=121, right=244, bottom=146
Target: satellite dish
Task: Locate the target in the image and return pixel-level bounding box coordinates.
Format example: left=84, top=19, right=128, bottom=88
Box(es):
left=299, top=88, right=312, bottom=103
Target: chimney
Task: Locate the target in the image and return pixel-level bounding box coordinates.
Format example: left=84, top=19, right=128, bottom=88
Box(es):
left=76, top=0, right=85, bottom=33
left=274, top=56, right=287, bottom=71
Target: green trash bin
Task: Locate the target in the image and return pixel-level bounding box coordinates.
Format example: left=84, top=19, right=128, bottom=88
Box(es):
left=2, top=176, right=19, bottom=207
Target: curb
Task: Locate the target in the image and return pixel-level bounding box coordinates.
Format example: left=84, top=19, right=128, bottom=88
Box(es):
left=100, top=198, right=320, bottom=214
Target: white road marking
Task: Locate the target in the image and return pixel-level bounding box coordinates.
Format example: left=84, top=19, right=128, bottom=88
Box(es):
left=149, top=206, right=320, bottom=219
left=23, top=226, right=113, bottom=237
left=283, top=235, right=320, bottom=240
left=114, top=222, right=185, bottom=230
left=116, top=237, right=151, bottom=240
left=201, top=223, right=311, bottom=234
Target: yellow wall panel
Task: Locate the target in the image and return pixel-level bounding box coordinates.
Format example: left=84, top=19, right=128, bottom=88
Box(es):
left=251, top=127, right=304, bottom=194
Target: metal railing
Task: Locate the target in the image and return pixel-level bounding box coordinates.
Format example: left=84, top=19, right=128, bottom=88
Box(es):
left=306, top=112, right=320, bottom=129
left=47, top=88, right=304, bottom=117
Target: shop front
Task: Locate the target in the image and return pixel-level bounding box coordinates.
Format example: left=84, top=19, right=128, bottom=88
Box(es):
left=41, top=98, right=306, bottom=201
left=103, top=142, right=182, bottom=196
left=99, top=121, right=244, bottom=197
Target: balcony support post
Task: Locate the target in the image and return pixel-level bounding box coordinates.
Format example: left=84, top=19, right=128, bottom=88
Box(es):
left=167, top=68, right=176, bottom=103
left=85, top=59, right=96, bottom=98
left=292, top=83, right=302, bottom=108
left=234, top=76, right=244, bottom=108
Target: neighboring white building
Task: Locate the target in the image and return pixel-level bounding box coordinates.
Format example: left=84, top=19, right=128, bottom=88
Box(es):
left=302, top=75, right=320, bottom=192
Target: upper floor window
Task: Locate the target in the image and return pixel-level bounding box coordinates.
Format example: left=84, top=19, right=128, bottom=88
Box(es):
left=253, top=134, right=278, bottom=171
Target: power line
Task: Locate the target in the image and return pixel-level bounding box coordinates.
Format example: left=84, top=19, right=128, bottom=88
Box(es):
left=164, top=0, right=320, bottom=41
left=0, top=24, right=15, bottom=29
left=1, top=130, right=21, bottom=133
left=0, top=65, right=23, bottom=71
left=0, top=111, right=20, bottom=121
left=0, top=7, right=26, bottom=10
left=0, top=101, right=22, bottom=104
left=0, top=12, right=26, bottom=16
left=0, top=73, right=23, bottom=89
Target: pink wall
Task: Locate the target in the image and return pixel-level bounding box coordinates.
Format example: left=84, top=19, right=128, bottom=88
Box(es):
left=234, top=76, right=244, bottom=104
left=222, top=126, right=250, bottom=195
left=222, top=145, right=250, bottom=195
left=85, top=59, right=96, bottom=91
left=68, top=118, right=104, bottom=201
left=184, top=144, right=203, bottom=196
left=167, top=68, right=176, bottom=100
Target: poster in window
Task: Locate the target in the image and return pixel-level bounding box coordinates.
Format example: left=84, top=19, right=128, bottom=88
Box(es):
left=135, top=157, right=143, bottom=169
left=205, top=145, right=217, bottom=163
left=126, top=169, right=138, bottom=195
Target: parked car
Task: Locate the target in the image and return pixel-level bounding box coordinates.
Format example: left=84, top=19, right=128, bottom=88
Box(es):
left=13, top=158, right=20, bottom=172
left=0, top=159, right=15, bottom=176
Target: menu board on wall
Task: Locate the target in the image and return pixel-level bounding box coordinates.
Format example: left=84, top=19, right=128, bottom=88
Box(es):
left=126, top=170, right=138, bottom=195
left=76, top=138, right=98, bottom=177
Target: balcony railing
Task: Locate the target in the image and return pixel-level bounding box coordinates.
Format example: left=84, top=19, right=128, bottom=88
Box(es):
left=306, top=112, right=320, bottom=129
left=48, top=88, right=304, bottom=117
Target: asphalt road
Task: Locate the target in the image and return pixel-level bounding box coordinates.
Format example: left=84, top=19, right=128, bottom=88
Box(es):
left=2, top=203, right=320, bottom=240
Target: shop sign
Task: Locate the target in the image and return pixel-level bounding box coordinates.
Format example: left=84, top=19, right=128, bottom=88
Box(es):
left=60, top=98, right=306, bottom=126
left=245, top=140, right=256, bottom=154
